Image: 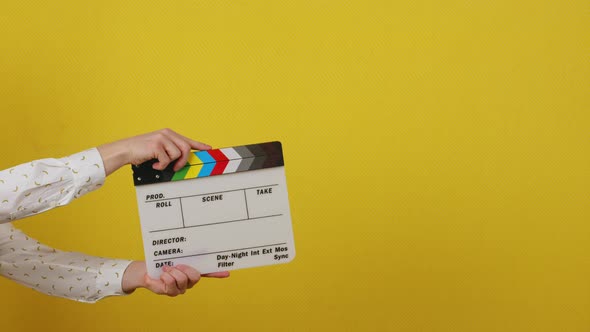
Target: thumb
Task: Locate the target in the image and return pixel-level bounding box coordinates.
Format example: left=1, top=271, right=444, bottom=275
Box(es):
left=143, top=274, right=166, bottom=294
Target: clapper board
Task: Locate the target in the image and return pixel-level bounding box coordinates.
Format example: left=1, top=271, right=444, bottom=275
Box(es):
left=132, top=141, right=295, bottom=278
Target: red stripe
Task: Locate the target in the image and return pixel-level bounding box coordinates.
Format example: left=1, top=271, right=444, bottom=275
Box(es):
left=208, top=149, right=229, bottom=175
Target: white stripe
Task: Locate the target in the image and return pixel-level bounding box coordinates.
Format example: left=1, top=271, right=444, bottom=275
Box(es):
left=220, top=148, right=241, bottom=173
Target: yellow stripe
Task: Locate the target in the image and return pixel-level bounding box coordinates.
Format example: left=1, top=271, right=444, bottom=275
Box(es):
left=184, top=164, right=203, bottom=179
left=187, top=152, right=203, bottom=165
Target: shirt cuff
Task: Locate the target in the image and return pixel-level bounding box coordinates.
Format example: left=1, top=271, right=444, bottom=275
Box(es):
left=60, top=148, right=106, bottom=200
left=94, top=259, right=134, bottom=300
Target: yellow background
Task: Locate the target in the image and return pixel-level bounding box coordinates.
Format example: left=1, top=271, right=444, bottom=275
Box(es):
left=1, top=1, right=588, bottom=331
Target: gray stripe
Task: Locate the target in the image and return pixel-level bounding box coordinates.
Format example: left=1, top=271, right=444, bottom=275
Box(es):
left=250, top=155, right=267, bottom=170
left=233, top=146, right=255, bottom=172
left=233, top=146, right=254, bottom=159
left=236, top=156, right=254, bottom=172
left=245, top=144, right=267, bottom=170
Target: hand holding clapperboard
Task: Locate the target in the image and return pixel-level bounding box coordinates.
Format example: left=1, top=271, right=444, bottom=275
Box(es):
left=132, top=142, right=295, bottom=278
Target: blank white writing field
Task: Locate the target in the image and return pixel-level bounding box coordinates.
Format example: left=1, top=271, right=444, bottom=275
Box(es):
left=139, top=199, right=184, bottom=231
left=181, top=190, right=248, bottom=227
left=245, top=185, right=284, bottom=219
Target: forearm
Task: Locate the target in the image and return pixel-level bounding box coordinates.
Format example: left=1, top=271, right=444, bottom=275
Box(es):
left=0, top=223, right=131, bottom=303
left=0, top=148, right=106, bottom=223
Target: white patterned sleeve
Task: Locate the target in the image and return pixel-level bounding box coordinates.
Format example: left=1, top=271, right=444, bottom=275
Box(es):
left=0, top=223, right=133, bottom=303
left=0, top=148, right=106, bottom=223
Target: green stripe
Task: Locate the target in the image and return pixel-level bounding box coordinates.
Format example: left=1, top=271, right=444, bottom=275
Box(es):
left=171, top=166, right=190, bottom=181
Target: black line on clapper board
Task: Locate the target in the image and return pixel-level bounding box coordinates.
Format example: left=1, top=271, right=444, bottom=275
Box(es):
left=179, top=198, right=186, bottom=228
left=244, top=190, right=250, bottom=219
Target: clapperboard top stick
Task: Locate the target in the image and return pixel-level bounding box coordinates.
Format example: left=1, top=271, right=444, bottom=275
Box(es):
left=132, top=141, right=284, bottom=185
left=132, top=141, right=295, bottom=278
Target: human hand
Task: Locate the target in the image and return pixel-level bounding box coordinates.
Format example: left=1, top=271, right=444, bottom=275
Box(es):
left=122, top=261, right=230, bottom=296
left=97, top=128, right=211, bottom=176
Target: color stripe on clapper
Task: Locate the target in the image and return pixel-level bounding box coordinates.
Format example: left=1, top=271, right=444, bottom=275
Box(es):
left=132, top=141, right=284, bottom=186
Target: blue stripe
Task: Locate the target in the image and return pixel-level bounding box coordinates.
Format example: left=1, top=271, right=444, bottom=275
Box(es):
left=195, top=151, right=215, bottom=177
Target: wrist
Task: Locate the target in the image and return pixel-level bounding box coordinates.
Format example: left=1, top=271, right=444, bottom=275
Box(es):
left=121, top=261, right=148, bottom=294
left=97, top=139, right=131, bottom=176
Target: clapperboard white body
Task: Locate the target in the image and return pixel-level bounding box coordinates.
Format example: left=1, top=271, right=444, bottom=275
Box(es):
left=132, top=142, right=295, bottom=279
